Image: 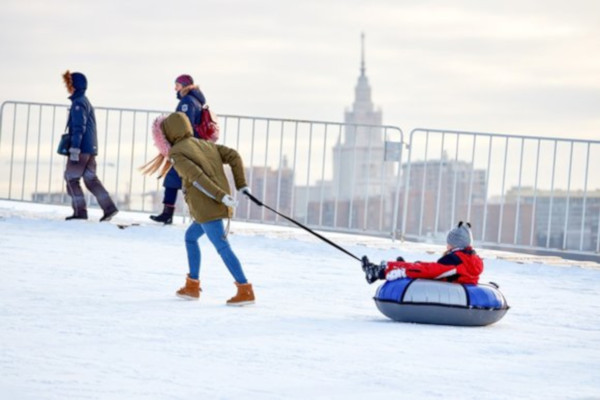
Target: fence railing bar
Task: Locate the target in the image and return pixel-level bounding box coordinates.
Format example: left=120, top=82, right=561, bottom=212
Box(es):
left=466, top=135, right=477, bottom=222
left=481, top=136, right=493, bottom=243
left=363, top=125, right=374, bottom=231
left=579, top=143, right=590, bottom=251
left=514, top=137, right=525, bottom=245
left=497, top=137, right=510, bottom=244
left=318, top=124, right=328, bottom=227
left=34, top=105, right=43, bottom=198
left=545, top=141, right=558, bottom=248
left=417, top=131, right=430, bottom=237
left=561, top=142, right=574, bottom=250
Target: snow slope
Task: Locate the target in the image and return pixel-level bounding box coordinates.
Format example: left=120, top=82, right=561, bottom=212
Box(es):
left=1, top=201, right=599, bottom=400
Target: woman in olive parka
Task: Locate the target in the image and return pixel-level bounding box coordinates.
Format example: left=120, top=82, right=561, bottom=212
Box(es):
left=142, top=112, right=254, bottom=305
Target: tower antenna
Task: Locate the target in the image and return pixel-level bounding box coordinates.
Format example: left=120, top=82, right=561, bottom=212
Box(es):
left=360, top=32, right=366, bottom=76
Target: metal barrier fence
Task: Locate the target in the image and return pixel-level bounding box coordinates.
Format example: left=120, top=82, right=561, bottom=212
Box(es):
left=1, top=100, right=599, bottom=259
left=401, top=128, right=600, bottom=257
left=0, top=100, right=405, bottom=237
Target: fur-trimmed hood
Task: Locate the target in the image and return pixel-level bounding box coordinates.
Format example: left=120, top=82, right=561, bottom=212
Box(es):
left=151, top=114, right=170, bottom=156
left=151, top=112, right=193, bottom=153
left=162, top=112, right=194, bottom=145
left=139, top=112, right=194, bottom=178
left=178, top=84, right=198, bottom=97
left=176, top=85, right=205, bottom=105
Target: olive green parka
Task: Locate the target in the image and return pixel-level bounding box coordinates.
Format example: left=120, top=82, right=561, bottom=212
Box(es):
left=162, top=112, right=247, bottom=223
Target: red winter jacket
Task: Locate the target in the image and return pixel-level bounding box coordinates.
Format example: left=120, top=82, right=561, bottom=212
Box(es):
left=384, top=247, right=484, bottom=284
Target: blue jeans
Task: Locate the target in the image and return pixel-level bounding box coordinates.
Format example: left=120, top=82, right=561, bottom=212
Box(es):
left=185, top=219, right=248, bottom=283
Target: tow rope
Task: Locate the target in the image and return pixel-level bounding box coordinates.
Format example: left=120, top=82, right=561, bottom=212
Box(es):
left=243, top=192, right=362, bottom=262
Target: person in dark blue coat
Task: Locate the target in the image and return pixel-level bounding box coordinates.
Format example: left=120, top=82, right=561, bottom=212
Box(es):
left=150, top=74, right=207, bottom=224
left=62, top=71, right=118, bottom=222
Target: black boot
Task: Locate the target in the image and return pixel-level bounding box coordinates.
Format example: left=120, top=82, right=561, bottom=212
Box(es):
left=361, top=256, right=386, bottom=284
left=66, top=213, right=88, bottom=221
left=150, top=205, right=174, bottom=225
left=100, top=207, right=119, bottom=222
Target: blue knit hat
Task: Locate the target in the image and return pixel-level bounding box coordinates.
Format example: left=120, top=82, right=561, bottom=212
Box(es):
left=446, top=221, right=473, bottom=249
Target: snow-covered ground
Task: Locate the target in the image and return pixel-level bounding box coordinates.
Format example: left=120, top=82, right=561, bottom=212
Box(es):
left=1, top=200, right=599, bottom=400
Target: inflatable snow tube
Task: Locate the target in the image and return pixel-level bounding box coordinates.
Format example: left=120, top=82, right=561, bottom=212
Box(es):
left=374, top=278, right=509, bottom=326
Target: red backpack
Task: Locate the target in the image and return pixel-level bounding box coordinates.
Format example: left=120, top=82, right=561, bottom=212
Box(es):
left=195, top=105, right=220, bottom=143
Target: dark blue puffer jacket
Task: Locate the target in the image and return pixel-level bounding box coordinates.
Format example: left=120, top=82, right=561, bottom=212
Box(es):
left=68, top=73, right=98, bottom=155
left=176, top=86, right=206, bottom=138
left=164, top=85, right=207, bottom=189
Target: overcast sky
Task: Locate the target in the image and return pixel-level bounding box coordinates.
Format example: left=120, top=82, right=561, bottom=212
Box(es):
left=1, top=0, right=599, bottom=140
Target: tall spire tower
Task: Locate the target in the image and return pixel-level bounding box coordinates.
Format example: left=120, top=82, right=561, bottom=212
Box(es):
left=333, top=33, right=390, bottom=203
left=346, top=32, right=380, bottom=136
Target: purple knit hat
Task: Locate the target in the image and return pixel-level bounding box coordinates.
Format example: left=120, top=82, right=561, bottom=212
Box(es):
left=175, top=74, right=194, bottom=87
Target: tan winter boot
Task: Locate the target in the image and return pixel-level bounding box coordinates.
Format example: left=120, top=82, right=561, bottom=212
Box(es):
left=226, top=282, right=255, bottom=306
left=176, top=275, right=201, bottom=300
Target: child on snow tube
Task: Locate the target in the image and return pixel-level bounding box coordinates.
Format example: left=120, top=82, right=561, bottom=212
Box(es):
left=362, top=221, right=483, bottom=285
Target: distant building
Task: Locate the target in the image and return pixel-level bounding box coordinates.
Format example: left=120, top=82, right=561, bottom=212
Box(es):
left=502, top=187, right=600, bottom=251
left=236, top=159, right=294, bottom=222
left=471, top=201, right=534, bottom=246
left=400, top=152, right=487, bottom=238
left=332, top=32, right=394, bottom=201
left=295, top=33, right=398, bottom=232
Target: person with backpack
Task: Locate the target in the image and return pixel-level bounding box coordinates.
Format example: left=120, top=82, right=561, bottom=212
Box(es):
left=62, top=70, right=119, bottom=222
left=142, top=111, right=255, bottom=305
left=362, top=222, right=483, bottom=285
left=150, top=74, right=206, bottom=225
